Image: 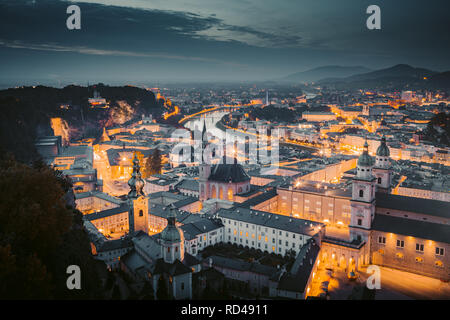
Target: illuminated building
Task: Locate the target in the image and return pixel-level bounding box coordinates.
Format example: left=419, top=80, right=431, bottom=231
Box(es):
left=217, top=207, right=325, bottom=257
left=198, top=123, right=251, bottom=202
left=274, top=139, right=450, bottom=280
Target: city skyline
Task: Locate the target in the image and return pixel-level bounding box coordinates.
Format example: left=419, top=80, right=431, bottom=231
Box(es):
left=1, top=0, right=450, bottom=86
left=0, top=0, right=449, bottom=303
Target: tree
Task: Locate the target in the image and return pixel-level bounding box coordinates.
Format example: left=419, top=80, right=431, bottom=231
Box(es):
left=0, top=154, right=104, bottom=299
left=423, top=112, right=450, bottom=147
left=145, top=148, right=162, bottom=177
left=111, top=284, right=121, bottom=300
left=140, top=281, right=155, bottom=300
left=135, top=151, right=146, bottom=177
left=156, top=275, right=170, bottom=300
left=143, top=154, right=152, bottom=179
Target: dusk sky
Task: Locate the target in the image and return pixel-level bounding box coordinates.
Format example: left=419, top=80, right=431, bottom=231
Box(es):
left=0, top=0, right=449, bottom=85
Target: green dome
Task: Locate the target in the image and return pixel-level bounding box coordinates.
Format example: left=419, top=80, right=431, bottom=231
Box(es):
left=358, top=152, right=373, bottom=166
left=161, top=225, right=182, bottom=243
left=358, top=141, right=373, bottom=166
left=161, top=204, right=182, bottom=243
left=376, top=136, right=390, bottom=157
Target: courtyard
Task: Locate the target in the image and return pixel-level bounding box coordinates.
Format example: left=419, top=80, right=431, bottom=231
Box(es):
left=309, top=263, right=450, bottom=300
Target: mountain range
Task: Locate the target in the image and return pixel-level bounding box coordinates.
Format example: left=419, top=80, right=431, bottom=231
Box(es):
left=282, top=64, right=450, bottom=89
left=282, top=65, right=372, bottom=82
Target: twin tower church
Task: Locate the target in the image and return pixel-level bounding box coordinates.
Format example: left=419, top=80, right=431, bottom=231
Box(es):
left=124, top=132, right=449, bottom=296
left=127, top=154, right=184, bottom=264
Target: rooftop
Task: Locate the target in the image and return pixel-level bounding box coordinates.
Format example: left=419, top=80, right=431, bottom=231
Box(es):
left=376, top=192, right=450, bottom=219
left=372, top=214, right=450, bottom=244
left=217, top=207, right=324, bottom=236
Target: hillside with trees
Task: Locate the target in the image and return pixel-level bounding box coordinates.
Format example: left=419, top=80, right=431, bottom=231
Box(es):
left=422, top=112, right=450, bottom=147
left=0, top=84, right=162, bottom=162
left=0, top=154, right=105, bottom=299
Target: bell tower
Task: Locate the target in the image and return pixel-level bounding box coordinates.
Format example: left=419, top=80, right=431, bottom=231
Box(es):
left=350, top=141, right=376, bottom=242
left=199, top=118, right=211, bottom=201
left=161, top=204, right=184, bottom=264
left=128, top=153, right=148, bottom=234
left=372, top=135, right=392, bottom=193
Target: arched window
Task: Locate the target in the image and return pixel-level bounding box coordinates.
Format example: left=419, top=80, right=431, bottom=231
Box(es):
left=175, top=246, right=178, bottom=252
left=211, top=185, right=217, bottom=198
left=139, top=210, right=143, bottom=217
left=228, top=187, right=233, bottom=201
left=219, top=187, right=224, bottom=200
left=378, top=177, right=382, bottom=184
left=359, top=189, right=364, bottom=197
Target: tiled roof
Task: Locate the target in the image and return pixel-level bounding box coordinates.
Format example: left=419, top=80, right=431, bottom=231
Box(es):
left=217, top=207, right=323, bottom=236
left=372, top=214, right=450, bottom=243
left=209, top=163, right=251, bottom=183
left=376, top=192, right=450, bottom=219
left=205, top=255, right=276, bottom=276
left=84, top=204, right=130, bottom=221
left=153, top=258, right=193, bottom=276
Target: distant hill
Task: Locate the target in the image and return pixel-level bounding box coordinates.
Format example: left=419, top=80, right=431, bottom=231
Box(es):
left=344, top=64, right=436, bottom=82
left=317, top=64, right=446, bottom=90
left=428, top=71, right=450, bottom=89
left=0, top=84, right=161, bottom=162
left=281, top=65, right=372, bottom=83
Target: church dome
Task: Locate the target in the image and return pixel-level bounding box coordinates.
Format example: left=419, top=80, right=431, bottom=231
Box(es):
left=161, top=225, right=182, bottom=243
left=358, top=141, right=373, bottom=166
left=209, top=162, right=251, bottom=183
left=161, top=205, right=182, bottom=243
left=376, top=136, right=390, bottom=157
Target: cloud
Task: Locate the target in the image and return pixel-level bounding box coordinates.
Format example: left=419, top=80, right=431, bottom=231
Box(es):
left=0, top=39, right=246, bottom=67
left=65, top=0, right=303, bottom=48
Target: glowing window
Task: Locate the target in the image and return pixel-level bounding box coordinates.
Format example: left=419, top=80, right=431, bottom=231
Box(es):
left=435, top=260, right=444, bottom=268
left=227, top=188, right=233, bottom=201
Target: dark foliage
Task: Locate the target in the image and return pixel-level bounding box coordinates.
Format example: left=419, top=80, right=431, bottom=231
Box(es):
left=0, top=154, right=104, bottom=299
left=156, top=275, right=170, bottom=300
left=0, top=84, right=160, bottom=163
left=423, top=112, right=450, bottom=147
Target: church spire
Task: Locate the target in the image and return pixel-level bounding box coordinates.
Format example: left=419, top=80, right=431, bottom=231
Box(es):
left=101, top=127, right=110, bottom=142
left=128, top=152, right=145, bottom=199
left=201, top=118, right=209, bottom=163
